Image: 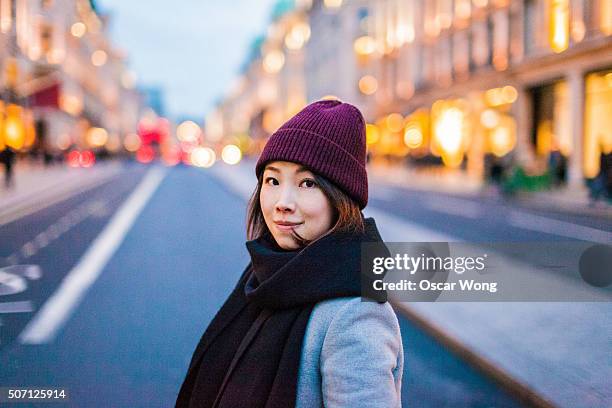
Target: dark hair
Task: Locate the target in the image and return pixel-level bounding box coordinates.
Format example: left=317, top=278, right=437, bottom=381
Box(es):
left=246, top=165, right=364, bottom=247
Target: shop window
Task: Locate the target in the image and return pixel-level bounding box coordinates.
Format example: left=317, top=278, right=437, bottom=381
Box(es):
left=584, top=69, right=612, bottom=178
left=530, top=80, right=571, bottom=159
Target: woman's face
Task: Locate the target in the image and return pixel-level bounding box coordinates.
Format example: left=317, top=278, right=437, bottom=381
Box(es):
left=260, top=161, right=334, bottom=250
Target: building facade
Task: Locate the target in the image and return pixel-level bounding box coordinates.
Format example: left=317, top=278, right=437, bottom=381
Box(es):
left=0, top=0, right=143, bottom=157
left=212, top=0, right=612, bottom=190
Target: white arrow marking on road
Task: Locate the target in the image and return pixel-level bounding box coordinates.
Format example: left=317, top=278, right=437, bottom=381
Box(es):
left=19, top=166, right=167, bottom=344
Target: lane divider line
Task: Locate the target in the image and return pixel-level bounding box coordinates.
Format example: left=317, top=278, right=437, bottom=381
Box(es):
left=509, top=210, right=612, bottom=244
left=18, top=166, right=167, bottom=344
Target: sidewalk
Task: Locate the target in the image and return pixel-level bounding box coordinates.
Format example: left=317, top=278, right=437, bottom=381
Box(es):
left=208, top=160, right=611, bottom=408
left=368, top=162, right=612, bottom=219
left=0, top=159, right=124, bottom=226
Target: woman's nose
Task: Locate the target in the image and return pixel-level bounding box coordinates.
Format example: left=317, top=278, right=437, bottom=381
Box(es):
left=275, top=187, right=296, bottom=212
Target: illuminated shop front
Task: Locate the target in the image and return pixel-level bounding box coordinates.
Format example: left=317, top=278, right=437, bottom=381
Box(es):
left=584, top=68, right=612, bottom=178
left=367, top=85, right=518, bottom=182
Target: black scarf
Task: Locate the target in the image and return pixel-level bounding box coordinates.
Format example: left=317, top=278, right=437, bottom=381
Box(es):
left=175, top=217, right=388, bottom=408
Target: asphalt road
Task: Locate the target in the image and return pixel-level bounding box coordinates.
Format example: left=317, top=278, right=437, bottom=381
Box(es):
left=8, top=162, right=605, bottom=406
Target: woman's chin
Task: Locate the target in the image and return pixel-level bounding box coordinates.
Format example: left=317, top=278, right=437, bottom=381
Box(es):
left=273, top=234, right=301, bottom=250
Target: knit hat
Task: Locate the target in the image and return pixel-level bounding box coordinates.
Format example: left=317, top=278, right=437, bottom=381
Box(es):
left=255, top=99, right=368, bottom=208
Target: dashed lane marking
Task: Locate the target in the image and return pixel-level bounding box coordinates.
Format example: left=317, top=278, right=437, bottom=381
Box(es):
left=18, top=167, right=167, bottom=344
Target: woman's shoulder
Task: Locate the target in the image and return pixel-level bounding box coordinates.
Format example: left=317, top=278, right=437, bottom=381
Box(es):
left=308, top=297, right=402, bottom=347
left=308, top=297, right=404, bottom=407
left=313, top=297, right=399, bottom=324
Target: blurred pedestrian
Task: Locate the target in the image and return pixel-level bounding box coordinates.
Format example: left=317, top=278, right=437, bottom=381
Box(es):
left=176, top=100, right=403, bottom=407
left=589, top=142, right=612, bottom=205
left=0, top=147, right=16, bottom=189
left=548, top=141, right=567, bottom=187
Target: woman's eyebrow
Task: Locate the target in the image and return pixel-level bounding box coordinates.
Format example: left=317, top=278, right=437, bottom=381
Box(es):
left=264, top=165, right=310, bottom=174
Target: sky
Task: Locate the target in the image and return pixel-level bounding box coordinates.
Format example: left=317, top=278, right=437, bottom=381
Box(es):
left=97, top=0, right=278, bottom=120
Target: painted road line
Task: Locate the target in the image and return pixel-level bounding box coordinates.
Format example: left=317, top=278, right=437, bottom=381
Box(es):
left=18, top=166, right=167, bottom=344
left=509, top=210, right=612, bottom=244
left=0, top=301, right=34, bottom=314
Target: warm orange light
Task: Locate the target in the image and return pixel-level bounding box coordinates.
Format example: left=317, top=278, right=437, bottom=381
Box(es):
left=485, top=86, right=517, bottom=107
left=4, top=104, right=26, bottom=150
left=285, top=22, right=311, bottom=50
left=488, top=116, right=517, bottom=157
left=386, top=113, right=404, bottom=133
left=353, top=36, right=376, bottom=56
left=60, top=93, right=83, bottom=116
left=0, top=102, right=5, bottom=152
left=71, top=22, right=86, bottom=37
left=404, top=125, right=423, bottom=148
left=263, top=50, right=285, bottom=74
left=320, top=95, right=339, bottom=101
left=221, top=144, right=242, bottom=165
left=549, top=0, right=569, bottom=53
left=358, top=75, right=378, bottom=95
left=366, top=124, right=380, bottom=145
left=190, top=147, right=216, bottom=168
left=86, top=127, right=108, bottom=147
left=177, top=120, right=201, bottom=143
left=324, top=0, right=342, bottom=8
left=91, top=50, right=107, bottom=66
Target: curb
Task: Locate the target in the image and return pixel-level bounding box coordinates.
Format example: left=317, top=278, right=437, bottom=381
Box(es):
left=391, top=300, right=557, bottom=408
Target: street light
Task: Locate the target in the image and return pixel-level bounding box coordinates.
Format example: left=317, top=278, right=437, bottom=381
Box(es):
left=70, top=22, right=86, bottom=38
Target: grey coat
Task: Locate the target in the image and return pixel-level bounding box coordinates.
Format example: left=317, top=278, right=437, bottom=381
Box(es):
left=296, top=297, right=404, bottom=407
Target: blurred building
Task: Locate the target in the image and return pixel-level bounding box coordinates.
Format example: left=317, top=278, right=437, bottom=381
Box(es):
left=0, top=0, right=144, bottom=158
left=212, top=0, right=612, bottom=192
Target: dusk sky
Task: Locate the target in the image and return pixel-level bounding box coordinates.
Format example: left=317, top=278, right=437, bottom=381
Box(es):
left=97, top=0, right=278, bottom=120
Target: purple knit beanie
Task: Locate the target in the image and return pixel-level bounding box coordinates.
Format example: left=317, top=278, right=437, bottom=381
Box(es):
left=256, top=99, right=368, bottom=209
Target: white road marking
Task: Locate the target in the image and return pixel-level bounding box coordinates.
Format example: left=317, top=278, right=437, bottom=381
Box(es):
left=35, top=232, right=49, bottom=249
left=19, top=167, right=167, bottom=344
left=509, top=210, right=612, bottom=244
left=0, top=270, right=28, bottom=295
left=0, top=300, right=34, bottom=313
left=21, top=242, right=37, bottom=258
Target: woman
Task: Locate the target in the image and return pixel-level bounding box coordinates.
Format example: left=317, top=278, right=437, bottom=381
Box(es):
left=176, top=100, right=404, bottom=407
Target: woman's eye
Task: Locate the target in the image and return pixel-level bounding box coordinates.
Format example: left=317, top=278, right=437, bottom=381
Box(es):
left=300, top=179, right=317, bottom=188
left=264, top=177, right=279, bottom=186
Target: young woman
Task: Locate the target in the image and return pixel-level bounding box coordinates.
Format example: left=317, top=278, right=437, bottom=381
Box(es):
left=176, top=100, right=404, bottom=407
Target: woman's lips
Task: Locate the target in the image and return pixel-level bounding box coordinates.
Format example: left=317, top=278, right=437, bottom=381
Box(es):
left=274, top=221, right=303, bottom=232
